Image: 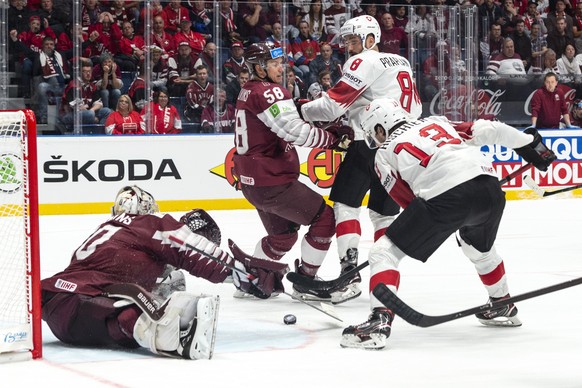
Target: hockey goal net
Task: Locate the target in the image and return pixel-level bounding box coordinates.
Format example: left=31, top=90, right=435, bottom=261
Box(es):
left=0, top=110, right=41, bottom=361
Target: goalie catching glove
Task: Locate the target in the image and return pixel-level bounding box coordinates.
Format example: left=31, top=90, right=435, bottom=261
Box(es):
left=514, top=127, right=557, bottom=172
left=228, top=239, right=289, bottom=299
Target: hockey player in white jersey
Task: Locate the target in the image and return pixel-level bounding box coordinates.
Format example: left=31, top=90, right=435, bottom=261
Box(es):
left=340, top=98, right=557, bottom=349
left=298, top=15, right=422, bottom=304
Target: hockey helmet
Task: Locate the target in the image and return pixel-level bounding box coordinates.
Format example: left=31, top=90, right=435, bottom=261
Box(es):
left=340, top=15, right=381, bottom=51
left=112, top=185, right=159, bottom=216
left=244, top=41, right=285, bottom=74
left=360, top=98, right=412, bottom=149
left=180, top=209, right=222, bottom=245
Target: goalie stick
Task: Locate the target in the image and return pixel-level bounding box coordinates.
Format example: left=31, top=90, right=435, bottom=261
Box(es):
left=167, top=235, right=343, bottom=322
left=372, top=276, right=582, bottom=327
left=104, top=283, right=168, bottom=322
left=287, top=164, right=533, bottom=293
left=524, top=175, right=582, bottom=197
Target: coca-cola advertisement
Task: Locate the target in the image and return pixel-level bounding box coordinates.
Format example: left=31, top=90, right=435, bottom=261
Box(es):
left=422, top=75, right=577, bottom=127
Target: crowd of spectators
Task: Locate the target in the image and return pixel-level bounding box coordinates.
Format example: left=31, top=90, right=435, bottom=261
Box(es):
left=8, top=0, right=582, bottom=134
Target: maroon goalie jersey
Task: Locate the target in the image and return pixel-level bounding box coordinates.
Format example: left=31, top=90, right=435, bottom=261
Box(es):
left=41, top=212, right=231, bottom=297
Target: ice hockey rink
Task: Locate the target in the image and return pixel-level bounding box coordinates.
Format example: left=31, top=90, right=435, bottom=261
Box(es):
left=3, top=197, right=582, bottom=388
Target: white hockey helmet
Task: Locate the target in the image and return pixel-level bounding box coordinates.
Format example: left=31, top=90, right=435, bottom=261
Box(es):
left=112, top=185, right=159, bottom=216
left=360, top=98, right=411, bottom=149
left=340, top=15, right=381, bottom=51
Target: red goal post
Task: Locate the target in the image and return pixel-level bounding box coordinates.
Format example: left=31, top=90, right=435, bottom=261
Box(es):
left=0, top=110, right=41, bottom=361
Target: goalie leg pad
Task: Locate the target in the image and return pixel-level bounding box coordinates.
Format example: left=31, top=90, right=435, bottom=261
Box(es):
left=133, top=292, right=220, bottom=359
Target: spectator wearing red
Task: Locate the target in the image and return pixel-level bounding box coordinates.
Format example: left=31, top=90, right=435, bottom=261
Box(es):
left=174, top=18, right=206, bottom=57
left=87, top=12, right=123, bottom=59
left=222, top=41, right=246, bottom=83
left=378, top=12, right=407, bottom=55
left=291, top=20, right=320, bottom=80
left=108, top=0, right=135, bottom=28
left=237, top=0, right=268, bottom=43
left=263, top=0, right=284, bottom=36
left=167, top=41, right=197, bottom=97
left=141, top=89, right=182, bottom=134
left=184, top=65, right=214, bottom=126
left=201, top=88, right=235, bottom=133
left=137, top=0, right=167, bottom=35
left=523, top=1, right=548, bottom=35
left=105, top=94, right=145, bottom=135
left=391, top=5, right=409, bottom=30
left=116, top=20, right=145, bottom=71
left=150, top=14, right=176, bottom=60
left=81, top=0, right=103, bottom=32
left=163, top=0, right=190, bottom=35
left=218, top=0, right=241, bottom=47
left=531, top=72, right=575, bottom=128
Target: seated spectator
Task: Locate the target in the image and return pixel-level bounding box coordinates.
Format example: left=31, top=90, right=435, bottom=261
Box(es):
left=10, top=15, right=56, bottom=98
left=190, top=0, right=212, bottom=36
left=307, top=70, right=332, bottom=100
left=547, top=17, right=575, bottom=58
left=262, top=0, right=284, bottom=36
left=569, top=99, right=582, bottom=126
left=530, top=72, right=575, bottom=128
left=184, top=65, right=214, bottom=126
left=32, top=36, right=70, bottom=124
left=105, top=94, right=145, bottom=134
left=511, top=19, right=533, bottom=71
left=163, top=0, right=190, bottom=35
left=556, top=44, right=582, bottom=92
left=323, top=0, right=348, bottom=46
left=545, top=0, right=573, bottom=37
left=8, top=0, right=31, bottom=34
left=391, top=5, right=409, bottom=30
left=37, top=0, right=67, bottom=36
left=499, top=0, right=520, bottom=35
left=541, top=48, right=560, bottom=74
left=167, top=41, right=197, bottom=97
left=86, top=11, right=123, bottom=63
left=286, top=65, right=307, bottom=101
left=308, top=41, right=342, bottom=85
left=222, top=41, right=246, bottom=83
left=194, top=42, right=217, bottom=84
left=217, top=0, right=242, bottom=47
left=150, top=14, right=176, bottom=60
left=225, top=68, right=250, bottom=104
left=487, top=37, right=528, bottom=85
left=141, top=89, right=182, bottom=134
left=200, top=88, right=235, bottom=133
left=523, top=0, right=547, bottom=35
left=148, top=45, right=169, bottom=91
left=92, top=52, right=123, bottom=110
left=291, top=20, right=320, bottom=81
left=266, top=21, right=303, bottom=78
left=137, top=0, right=166, bottom=35
left=56, top=23, right=93, bottom=64
left=237, top=0, right=268, bottom=43
left=529, top=22, right=548, bottom=73
left=174, top=18, right=206, bottom=58
left=302, top=0, right=326, bottom=41
left=379, top=11, right=407, bottom=56
left=57, top=61, right=112, bottom=133
left=108, top=0, right=136, bottom=28
left=115, top=20, right=145, bottom=71
left=480, top=23, right=505, bottom=71
left=478, top=0, right=503, bottom=36
left=573, top=3, right=582, bottom=54
left=81, top=0, right=104, bottom=33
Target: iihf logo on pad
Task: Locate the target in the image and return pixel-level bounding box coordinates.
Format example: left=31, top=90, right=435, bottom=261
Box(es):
left=0, top=152, right=23, bottom=193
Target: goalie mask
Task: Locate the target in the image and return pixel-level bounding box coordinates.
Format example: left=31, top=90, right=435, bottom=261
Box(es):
left=360, top=98, right=412, bottom=149
left=180, top=209, right=222, bottom=245
left=112, top=185, right=159, bottom=216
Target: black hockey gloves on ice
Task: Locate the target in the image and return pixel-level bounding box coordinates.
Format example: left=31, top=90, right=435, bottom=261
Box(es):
left=514, top=127, right=557, bottom=172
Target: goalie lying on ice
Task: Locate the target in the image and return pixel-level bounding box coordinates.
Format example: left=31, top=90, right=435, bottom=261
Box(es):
left=41, top=185, right=288, bottom=360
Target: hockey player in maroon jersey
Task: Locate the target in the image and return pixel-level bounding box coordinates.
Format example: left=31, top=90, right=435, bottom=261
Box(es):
left=41, top=186, right=288, bottom=359
left=300, top=15, right=422, bottom=305
left=233, top=41, right=354, bottom=302
left=339, top=98, right=556, bottom=349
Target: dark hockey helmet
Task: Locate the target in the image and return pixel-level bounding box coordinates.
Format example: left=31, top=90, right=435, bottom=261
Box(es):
left=180, top=209, right=222, bottom=245
left=244, top=41, right=285, bottom=75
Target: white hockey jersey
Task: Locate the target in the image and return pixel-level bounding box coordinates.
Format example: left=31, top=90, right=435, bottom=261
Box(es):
left=301, top=49, right=422, bottom=140
left=374, top=117, right=534, bottom=207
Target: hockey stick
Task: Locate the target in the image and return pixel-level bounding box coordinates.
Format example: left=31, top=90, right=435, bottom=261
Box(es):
left=372, top=276, right=582, bottom=328
left=287, top=164, right=533, bottom=293
left=524, top=175, right=582, bottom=197
left=167, top=235, right=343, bottom=322
left=104, top=283, right=168, bottom=322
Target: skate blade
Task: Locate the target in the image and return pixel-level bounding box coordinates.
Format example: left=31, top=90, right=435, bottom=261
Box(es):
left=331, top=284, right=362, bottom=305
left=478, top=315, right=522, bottom=327
left=339, top=333, right=387, bottom=350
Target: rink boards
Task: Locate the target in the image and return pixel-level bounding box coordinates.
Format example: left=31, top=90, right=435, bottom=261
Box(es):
left=36, top=129, right=582, bottom=215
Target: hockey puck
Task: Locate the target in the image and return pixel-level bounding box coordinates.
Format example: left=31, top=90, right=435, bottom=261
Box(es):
left=283, top=314, right=297, bottom=325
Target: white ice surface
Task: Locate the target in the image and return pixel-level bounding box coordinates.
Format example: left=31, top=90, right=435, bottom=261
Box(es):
left=2, top=198, right=582, bottom=387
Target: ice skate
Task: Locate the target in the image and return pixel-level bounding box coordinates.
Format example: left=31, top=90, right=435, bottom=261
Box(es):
left=340, top=308, right=394, bottom=350
left=331, top=248, right=362, bottom=304
left=475, top=295, right=522, bottom=327
left=291, top=259, right=332, bottom=302
left=175, top=295, right=220, bottom=360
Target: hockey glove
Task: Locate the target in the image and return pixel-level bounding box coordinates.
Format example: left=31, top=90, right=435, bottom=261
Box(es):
left=514, top=127, right=557, bottom=172
left=294, top=99, right=310, bottom=121
left=180, top=209, right=221, bottom=245
left=229, top=239, right=289, bottom=299
left=324, top=123, right=354, bottom=151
